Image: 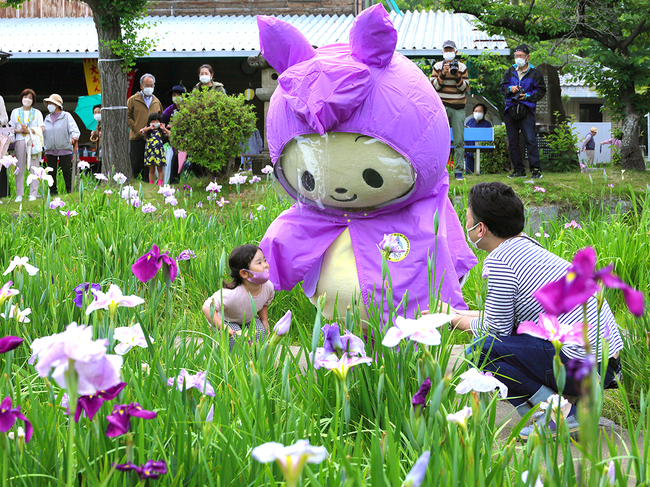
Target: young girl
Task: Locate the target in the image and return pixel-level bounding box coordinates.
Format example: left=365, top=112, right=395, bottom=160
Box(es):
left=139, top=113, right=170, bottom=185
left=202, top=245, right=273, bottom=350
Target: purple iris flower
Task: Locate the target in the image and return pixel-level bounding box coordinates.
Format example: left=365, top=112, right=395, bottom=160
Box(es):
left=114, top=460, right=167, bottom=480
left=177, top=249, right=196, bottom=261
left=403, top=451, right=430, bottom=487
left=73, top=283, right=101, bottom=309
left=105, top=403, right=157, bottom=437
left=412, top=378, right=431, bottom=413
left=131, top=245, right=178, bottom=283
left=0, top=396, right=33, bottom=443
left=321, top=324, right=366, bottom=358
left=0, top=336, right=24, bottom=353
left=534, top=247, right=645, bottom=317
left=74, top=382, right=126, bottom=422
left=566, top=355, right=596, bottom=385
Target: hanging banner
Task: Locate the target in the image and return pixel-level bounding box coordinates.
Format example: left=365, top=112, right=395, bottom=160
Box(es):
left=126, top=70, right=136, bottom=100
left=83, top=59, right=102, bottom=95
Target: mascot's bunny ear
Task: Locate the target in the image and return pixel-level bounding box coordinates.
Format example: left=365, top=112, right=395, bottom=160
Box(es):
left=349, top=4, right=397, bottom=68
left=258, top=15, right=316, bottom=74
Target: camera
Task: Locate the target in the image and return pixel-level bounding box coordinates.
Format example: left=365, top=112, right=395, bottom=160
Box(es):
left=447, top=60, right=459, bottom=77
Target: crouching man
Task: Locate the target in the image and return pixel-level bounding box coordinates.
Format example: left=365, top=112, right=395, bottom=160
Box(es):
left=447, top=182, right=624, bottom=438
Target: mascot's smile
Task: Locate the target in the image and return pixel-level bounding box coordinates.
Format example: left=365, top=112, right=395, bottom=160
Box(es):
left=330, top=194, right=358, bottom=202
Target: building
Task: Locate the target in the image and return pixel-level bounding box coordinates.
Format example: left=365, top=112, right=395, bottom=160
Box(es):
left=0, top=4, right=508, bottom=148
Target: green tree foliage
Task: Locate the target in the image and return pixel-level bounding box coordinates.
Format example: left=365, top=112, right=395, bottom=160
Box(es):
left=171, top=90, right=257, bottom=172
left=465, top=51, right=511, bottom=113
left=435, top=0, right=650, bottom=170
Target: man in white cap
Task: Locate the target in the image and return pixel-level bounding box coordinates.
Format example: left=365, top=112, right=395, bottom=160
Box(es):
left=581, top=127, right=598, bottom=166
left=431, top=40, right=470, bottom=181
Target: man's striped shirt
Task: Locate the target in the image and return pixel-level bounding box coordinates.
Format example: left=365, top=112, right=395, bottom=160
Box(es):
left=430, top=60, right=469, bottom=109
left=469, top=236, right=623, bottom=360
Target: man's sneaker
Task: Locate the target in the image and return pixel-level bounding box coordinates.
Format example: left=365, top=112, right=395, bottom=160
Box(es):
left=14, top=196, right=22, bottom=203
left=508, top=172, right=526, bottom=178
left=531, top=170, right=543, bottom=179
left=28, top=196, right=37, bottom=202
left=519, top=414, right=579, bottom=442
left=454, top=172, right=464, bottom=181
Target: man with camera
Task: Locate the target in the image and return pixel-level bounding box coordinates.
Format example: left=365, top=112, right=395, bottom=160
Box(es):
left=499, top=44, right=547, bottom=179
left=431, top=40, right=470, bottom=181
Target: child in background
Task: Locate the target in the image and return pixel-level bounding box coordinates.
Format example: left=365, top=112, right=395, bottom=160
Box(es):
left=202, top=245, right=273, bottom=351
left=89, top=105, right=102, bottom=162
left=139, top=113, right=170, bottom=185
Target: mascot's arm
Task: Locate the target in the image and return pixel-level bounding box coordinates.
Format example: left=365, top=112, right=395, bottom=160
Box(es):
left=259, top=206, right=344, bottom=291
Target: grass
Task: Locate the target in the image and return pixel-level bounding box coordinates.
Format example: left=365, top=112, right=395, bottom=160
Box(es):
left=0, top=166, right=648, bottom=485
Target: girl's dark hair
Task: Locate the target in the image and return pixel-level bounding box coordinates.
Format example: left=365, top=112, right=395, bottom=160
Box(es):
left=147, top=112, right=161, bottom=124
left=93, top=104, right=101, bottom=112
left=20, top=89, right=36, bottom=101
left=199, top=64, right=214, bottom=76
left=222, top=244, right=260, bottom=289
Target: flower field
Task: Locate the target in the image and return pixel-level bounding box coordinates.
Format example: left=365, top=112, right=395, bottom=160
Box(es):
left=0, top=167, right=648, bottom=486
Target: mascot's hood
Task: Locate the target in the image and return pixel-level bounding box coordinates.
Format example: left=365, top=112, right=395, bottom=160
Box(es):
left=258, top=4, right=451, bottom=213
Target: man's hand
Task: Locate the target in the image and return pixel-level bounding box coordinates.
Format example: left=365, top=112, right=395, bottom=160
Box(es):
left=518, top=93, right=527, bottom=100
left=423, top=302, right=459, bottom=315
left=441, top=63, right=451, bottom=77
left=510, top=86, right=520, bottom=93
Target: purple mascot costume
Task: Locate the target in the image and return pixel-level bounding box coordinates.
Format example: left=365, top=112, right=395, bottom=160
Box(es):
left=258, top=5, right=477, bottom=323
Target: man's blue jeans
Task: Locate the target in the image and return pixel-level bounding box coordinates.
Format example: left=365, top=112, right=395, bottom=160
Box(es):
left=468, top=334, right=619, bottom=408
left=504, top=108, right=541, bottom=173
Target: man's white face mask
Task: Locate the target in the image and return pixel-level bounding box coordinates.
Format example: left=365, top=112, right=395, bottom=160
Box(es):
left=466, top=222, right=483, bottom=250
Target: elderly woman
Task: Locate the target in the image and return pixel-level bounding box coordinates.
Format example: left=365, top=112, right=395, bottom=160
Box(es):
left=194, top=64, right=226, bottom=93
left=43, top=94, right=80, bottom=195
left=10, top=89, right=45, bottom=202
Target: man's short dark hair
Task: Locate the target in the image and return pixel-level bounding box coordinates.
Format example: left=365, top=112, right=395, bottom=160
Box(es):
left=468, top=182, right=525, bottom=238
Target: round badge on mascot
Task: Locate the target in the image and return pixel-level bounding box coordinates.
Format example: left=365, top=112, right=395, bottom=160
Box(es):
left=258, top=4, right=478, bottom=325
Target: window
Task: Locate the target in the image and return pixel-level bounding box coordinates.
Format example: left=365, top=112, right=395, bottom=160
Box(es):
left=579, top=104, right=603, bottom=122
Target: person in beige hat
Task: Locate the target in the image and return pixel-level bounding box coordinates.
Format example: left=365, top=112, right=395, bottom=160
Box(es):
left=43, top=94, right=80, bottom=194
left=581, top=126, right=598, bottom=166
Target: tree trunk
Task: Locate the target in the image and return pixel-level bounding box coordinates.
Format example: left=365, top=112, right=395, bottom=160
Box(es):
left=619, top=89, right=646, bottom=171
left=88, top=10, right=132, bottom=179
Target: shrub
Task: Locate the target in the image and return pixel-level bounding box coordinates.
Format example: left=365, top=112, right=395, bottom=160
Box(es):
left=478, top=124, right=510, bottom=174
left=170, top=90, right=257, bottom=172
left=541, top=113, right=580, bottom=172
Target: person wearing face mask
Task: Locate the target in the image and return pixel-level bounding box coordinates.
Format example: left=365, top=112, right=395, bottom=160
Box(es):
left=499, top=44, right=547, bottom=179
left=464, top=103, right=493, bottom=174
left=42, top=94, right=80, bottom=195
left=9, top=89, right=45, bottom=202
left=442, top=182, right=623, bottom=438
left=89, top=105, right=102, bottom=162
left=127, top=74, right=163, bottom=180
left=139, top=113, right=170, bottom=185
left=203, top=244, right=274, bottom=352
left=430, top=40, right=470, bottom=181
left=161, top=85, right=187, bottom=184
left=194, top=64, right=226, bottom=93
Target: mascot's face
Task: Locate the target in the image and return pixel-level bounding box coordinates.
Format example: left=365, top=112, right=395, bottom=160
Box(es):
left=280, top=132, right=415, bottom=210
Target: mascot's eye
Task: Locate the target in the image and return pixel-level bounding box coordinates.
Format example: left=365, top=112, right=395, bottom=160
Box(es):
left=362, top=169, right=384, bottom=188
left=301, top=171, right=315, bottom=192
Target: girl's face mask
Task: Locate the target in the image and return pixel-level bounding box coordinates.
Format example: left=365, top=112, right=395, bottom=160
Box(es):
left=243, top=268, right=270, bottom=284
